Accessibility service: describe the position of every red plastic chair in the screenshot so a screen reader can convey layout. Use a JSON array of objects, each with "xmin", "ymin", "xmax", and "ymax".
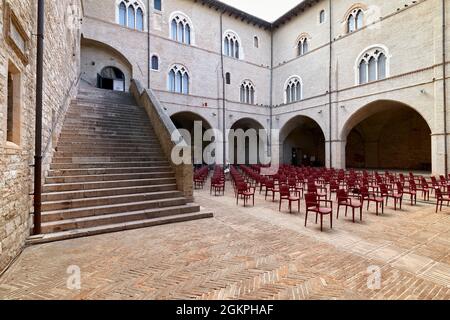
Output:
[
  {"xmin": 435, "ymin": 188, "xmax": 450, "ymax": 213},
  {"xmin": 279, "ymin": 185, "xmax": 300, "ymax": 213},
  {"xmin": 304, "ymin": 193, "xmax": 333, "ymax": 232},
  {"xmin": 336, "ymin": 189, "xmax": 363, "ymax": 223},
  {"xmin": 360, "ymin": 186, "xmax": 384, "ymax": 215}
]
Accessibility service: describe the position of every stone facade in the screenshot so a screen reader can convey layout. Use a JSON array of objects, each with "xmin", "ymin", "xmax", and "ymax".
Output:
[
  {"xmin": 0, "ymin": 0, "xmax": 81, "ymax": 271},
  {"xmin": 1, "ymin": 0, "xmax": 450, "ymax": 272},
  {"xmin": 81, "ymin": 0, "xmax": 450, "ymax": 174}
]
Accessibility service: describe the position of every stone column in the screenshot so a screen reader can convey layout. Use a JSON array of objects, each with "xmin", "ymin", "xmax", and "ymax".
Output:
[{"xmin": 329, "ymin": 140, "xmax": 346, "ymax": 169}]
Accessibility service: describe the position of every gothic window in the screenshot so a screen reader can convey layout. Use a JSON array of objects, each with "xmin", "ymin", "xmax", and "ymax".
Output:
[
  {"xmin": 285, "ymin": 76, "xmax": 302, "ymax": 104},
  {"xmin": 347, "ymin": 8, "xmax": 364, "ymax": 33},
  {"xmin": 168, "ymin": 65, "xmax": 190, "ymax": 94},
  {"xmin": 357, "ymin": 48, "xmax": 388, "ymax": 84},
  {"xmin": 297, "ymin": 37, "xmax": 309, "ymax": 56},
  {"xmin": 170, "ymin": 13, "xmax": 192, "ymax": 45},
  {"xmin": 223, "ymin": 31, "xmax": 240, "ymax": 59},
  {"xmin": 226, "ymin": 72, "xmax": 231, "ymax": 85},
  {"xmin": 117, "ymin": 0, "xmax": 145, "ymax": 31},
  {"xmin": 240, "ymin": 80, "xmax": 255, "ymax": 105}
]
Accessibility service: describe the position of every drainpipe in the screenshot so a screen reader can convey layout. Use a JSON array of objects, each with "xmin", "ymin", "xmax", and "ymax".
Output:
[
  {"xmin": 33, "ymin": 0, "xmax": 45, "ymax": 235},
  {"xmin": 220, "ymin": 12, "xmax": 227, "ymax": 167},
  {"xmin": 328, "ymin": 0, "xmax": 333, "ymax": 168},
  {"xmin": 147, "ymin": 0, "xmax": 151, "ymax": 88},
  {"xmin": 443, "ymin": 0, "xmax": 448, "ymax": 176},
  {"xmin": 269, "ymin": 28, "xmax": 274, "ymax": 159}
]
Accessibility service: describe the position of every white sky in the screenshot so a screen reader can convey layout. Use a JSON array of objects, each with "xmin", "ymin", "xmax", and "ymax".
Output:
[{"xmin": 219, "ymin": 0, "xmax": 302, "ymax": 22}]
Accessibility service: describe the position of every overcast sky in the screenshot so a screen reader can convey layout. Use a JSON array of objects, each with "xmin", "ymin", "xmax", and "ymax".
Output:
[{"xmin": 219, "ymin": 0, "xmax": 302, "ymax": 22}]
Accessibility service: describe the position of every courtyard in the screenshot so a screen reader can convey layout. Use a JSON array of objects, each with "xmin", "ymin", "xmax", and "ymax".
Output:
[{"xmin": 1, "ymin": 179, "xmax": 450, "ymax": 300}]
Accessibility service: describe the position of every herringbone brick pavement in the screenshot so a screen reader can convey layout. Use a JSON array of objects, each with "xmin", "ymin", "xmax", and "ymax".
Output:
[{"xmin": 0, "ymin": 180, "xmax": 450, "ymax": 300}]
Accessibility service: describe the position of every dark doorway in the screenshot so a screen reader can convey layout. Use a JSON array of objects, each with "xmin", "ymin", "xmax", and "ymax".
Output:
[{"xmin": 97, "ymin": 66, "xmax": 125, "ymax": 91}]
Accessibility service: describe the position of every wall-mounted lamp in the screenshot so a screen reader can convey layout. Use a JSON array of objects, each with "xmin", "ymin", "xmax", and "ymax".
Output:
[
  {"xmin": 420, "ymin": 89, "xmax": 426, "ymax": 94},
  {"xmin": 212, "ymin": 113, "xmax": 217, "ymax": 117},
  {"xmin": 318, "ymin": 110, "xmax": 323, "ymax": 114}
]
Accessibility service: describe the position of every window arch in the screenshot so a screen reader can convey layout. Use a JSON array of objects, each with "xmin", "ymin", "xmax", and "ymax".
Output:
[
  {"xmin": 319, "ymin": 10, "xmax": 326, "ymax": 24},
  {"xmin": 284, "ymin": 76, "xmax": 303, "ymax": 104},
  {"xmin": 169, "ymin": 12, "xmax": 193, "ymax": 45},
  {"xmin": 223, "ymin": 31, "xmax": 241, "ymax": 59},
  {"xmin": 117, "ymin": 0, "xmax": 145, "ymax": 31},
  {"xmin": 254, "ymin": 36, "xmax": 259, "ymax": 48},
  {"xmin": 356, "ymin": 46, "xmax": 389, "ymax": 85},
  {"xmin": 347, "ymin": 8, "xmax": 364, "ymax": 33},
  {"xmin": 226, "ymin": 72, "xmax": 231, "ymax": 85},
  {"xmin": 297, "ymin": 37, "xmax": 309, "ymax": 56},
  {"xmin": 151, "ymin": 55, "xmax": 159, "ymax": 71},
  {"xmin": 240, "ymin": 80, "xmax": 255, "ymax": 105},
  {"xmin": 168, "ymin": 65, "xmax": 190, "ymax": 94}
]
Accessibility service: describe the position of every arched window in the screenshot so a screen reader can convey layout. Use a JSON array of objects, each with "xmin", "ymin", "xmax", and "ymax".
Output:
[
  {"xmin": 240, "ymin": 80, "xmax": 255, "ymax": 105},
  {"xmin": 127, "ymin": 6, "xmax": 135, "ymax": 29},
  {"xmin": 319, "ymin": 10, "xmax": 326, "ymax": 24},
  {"xmin": 357, "ymin": 47, "xmax": 388, "ymax": 84},
  {"xmin": 168, "ymin": 65, "xmax": 190, "ymax": 94},
  {"xmin": 136, "ymin": 8, "xmax": 144, "ymax": 31},
  {"xmin": 254, "ymin": 36, "xmax": 259, "ymax": 48},
  {"xmin": 297, "ymin": 37, "xmax": 309, "ymax": 56},
  {"xmin": 170, "ymin": 13, "xmax": 193, "ymax": 45},
  {"xmin": 285, "ymin": 76, "xmax": 302, "ymax": 104},
  {"xmin": 347, "ymin": 8, "xmax": 364, "ymax": 33},
  {"xmin": 117, "ymin": 0, "xmax": 145, "ymax": 31},
  {"xmin": 151, "ymin": 55, "xmax": 159, "ymax": 70},
  {"xmin": 154, "ymin": 0, "xmax": 162, "ymax": 11},
  {"xmin": 225, "ymin": 72, "xmax": 231, "ymax": 85},
  {"xmin": 223, "ymin": 31, "xmax": 241, "ymax": 59},
  {"xmin": 119, "ymin": 2, "xmax": 127, "ymax": 26}
]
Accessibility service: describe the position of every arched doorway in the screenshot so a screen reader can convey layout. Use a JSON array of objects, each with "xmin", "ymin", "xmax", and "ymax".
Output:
[
  {"xmin": 343, "ymin": 100, "xmax": 431, "ymax": 171},
  {"xmin": 98, "ymin": 66, "xmax": 125, "ymax": 91},
  {"xmin": 171, "ymin": 112, "xmax": 214, "ymax": 165},
  {"xmin": 280, "ymin": 116, "xmax": 325, "ymax": 167},
  {"xmin": 229, "ymin": 118, "xmax": 265, "ymax": 165},
  {"xmin": 80, "ymin": 37, "xmax": 132, "ymax": 91}
]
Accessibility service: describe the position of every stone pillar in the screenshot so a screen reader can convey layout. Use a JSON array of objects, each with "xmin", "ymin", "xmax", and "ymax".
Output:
[
  {"xmin": 329, "ymin": 140, "xmax": 346, "ymax": 169},
  {"xmin": 431, "ymin": 133, "xmax": 448, "ymax": 176}
]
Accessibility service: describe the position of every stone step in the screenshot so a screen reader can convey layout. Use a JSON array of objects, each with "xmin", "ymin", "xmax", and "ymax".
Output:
[
  {"xmin": 74, "ymin": 98, "xmax": 139, "ymax": 109},
  {"xmin": 62, "ymin": 123, "xmax": 152, "ymax": 131},
  {"xmin": 55, "ymin": 147, "xmax": 161, "ymax": 153},
  {"xmin": 41, "ymin": 183, "xmax": 178, "ymax": 202},
  {"xmin": 41, "ymin": 203, "xmax": 201, "ymax": 234},
  {"xmin": 60, "ymin": 129, "xmax": 155, "ymax": 136},
  {"xmin": 43, "ymin": 177, "xmax": 177, "ymax": 192},
  {"xmin": 27, "ymin": 210, "xmax": 214, "ymax": 245},
  {"xmin": 41, "ymin": 197, "xmax": 189, "ymax": 227},
  {"xmin": 46, "ymin": 172, "xmax": 174, "ymax": 184},
  {"xmin": 56, "ymin": 142, "xmax": 161, "ymax": 148},
  {"xmin": 66, "ymin": 109, "xmax": 148, "ymax": 120},
  {"xmin": 59, "ymin": 132, "xmax": 156, "ymax": 139},
  {"xmin": 57, "ymin": 136, "xmax": 157, "ymax": 144},
  {"xmin": 54, "ymin": 151, "xmax": 162, "ymax": 158},
  {"xmin": 48, "ymin": 166, "xmax": 173, "ymax": 177},
  {"xmin": 42, "ymin": 190, "xmax": 183, "ymax": 212},
  {"xmin": 50, "ymin": 161, "xmax": 170, "ymax": 170},
  {"xmin": 52, "ymin": 156, "xmax": 167, "ymax": 163}
]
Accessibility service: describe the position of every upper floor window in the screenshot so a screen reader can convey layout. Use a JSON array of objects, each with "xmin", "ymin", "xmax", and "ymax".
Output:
[
  {"xmin": 347, "ymin": 8, "xmax": 364, "ymax": 33},
  {"xmin": 357, "ymin": 47, "xmax": 388, "ymax": 85},
  {"xmin": 154, "ymin": 0, "xmax": 162, "ymax": 11},
  {"xmin": 151, "ymin": 55, "xmax": 159, "ymax": 71},
  {"xmin": 170, "ymin": 13, "xmax": 192, "ymax": 45},
  {"xmin": 297, "ymin": 37, "xmax": 309, "ymax": 56},
  {"xmin": 168, "ymin": 65, "xmax": 189, "ymax": 94},
  {"xmin": 285, "ymin": 76, "xmax": 303, "ymax": 104},
  {"xmin": 117, "ymin": 0, "xmax": 145, "ymax": 31},
  {"xmin": 223, "ymin": 31, "xmax": 240, "ymax": 59},
  {"xmin": 254, "ymin": 36, "xmax": 259, "ymax": 48},
  {"xmin": 240, "ymin": 80, "xmax": 255, "ymax": 105},
  {"xmin": 319, "ymin": 10, "xmax": 326, "ymax": 24}
]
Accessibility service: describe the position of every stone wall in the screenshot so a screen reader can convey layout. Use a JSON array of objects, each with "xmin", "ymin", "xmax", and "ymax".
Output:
[{"xmin": 0, "ymin": 0, "xmax": 81, "ymax": 272}]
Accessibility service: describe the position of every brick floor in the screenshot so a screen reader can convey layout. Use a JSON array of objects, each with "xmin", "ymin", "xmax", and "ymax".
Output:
[{"xmin": 1, "ymin": 181, "xmax": 450, "ymax": 300}]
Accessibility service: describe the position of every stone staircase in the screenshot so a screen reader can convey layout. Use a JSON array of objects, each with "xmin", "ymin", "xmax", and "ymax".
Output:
[{"xmin": 28, "ymin": 85, "xmax": 212, "ymax": 244}]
